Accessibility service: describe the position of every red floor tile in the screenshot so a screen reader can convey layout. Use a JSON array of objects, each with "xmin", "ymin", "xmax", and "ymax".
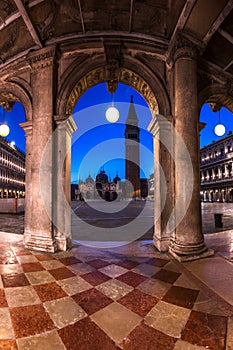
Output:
[
  {"xmin": 120, "ymin": 322, "xmax": 177, "ymax": 350},
  {"xmin": 58, "ymin": 256, "xmax": 82, "ymax": 266},
  {"xmin": 34, "ymin": 254, "xmax": 55, "ymax": 261},
  {"xmin": 86, "ymin": 259, "xmax": 110, "ymax": 269},
  {"xmin": 116, "ymin": 271, "xmax": 148, "ymax": 288},
  {"xmin": 58, "ymin": 317, "xmax": 118, "ymax": 350},
  {"xmin": 145, "ymin": 258, "xmax": 169, "ymax": 267},
  {"xmin": 118, "ymin": 289, "xmax": 158, "ymax": 317},
  {"xmin": 72, "ymin": 288, "xmax": 113, "ymax": 315},
  {"xmin": 21, "ymin": 262, "xmax": 45, "ymax": 272},
  {"xmin": 153, "ymin": 269, "xmax": 181, "ymax": 284},
  {"xmin": 11, "ymin": 247, "xmax": 32, "ymax": 256},
  {"xmin": 10, "ymin": 304, "xmax": 54, "ymax": 338},
  {"xmin": 2, "ymin": 273, "xmax": 30, "ymax": 288},
  {"xmin": 48, "ymin": 267, "xmax": 76, "ymax": 281},
  {"xmin": 0, "ymin": 289, "xmax": 8, "ymax": 308},
  {"xmin": 181, "ymin": 310, "xmax": 227, "ymax": 350},
  {"xmin": 116, "ymin": 259, "xmax": 139, "ymax": 269},
  {"xmin": 81, "ymin": 271, "xmax": 111, "ymax": 286},
  {"xmin": 162, "ymin": 286, "xmax": 199, "ymax": 309},
  {"xmin": 33, "ymin": 282, "xmax": 67, "ymax": 302}
]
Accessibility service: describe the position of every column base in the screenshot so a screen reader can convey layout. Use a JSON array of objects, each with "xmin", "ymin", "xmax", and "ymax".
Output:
[
  {"xmin": 24, "ymin": 234, "xmax": 57, "ymax": 253},
  {"xmin": 153, "ymin": 235, "xmax": 170, "ymax": 252},
  {"xmin": 55, "ymin": 235, "xmax": 72, "ymax": 251},
  {"xmin": 169, "ymin": 240, "xmax": 214, "ymax": 262}
]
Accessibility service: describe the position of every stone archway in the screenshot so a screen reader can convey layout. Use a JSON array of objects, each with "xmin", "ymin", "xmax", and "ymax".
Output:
[
  {"xmin": 0, "ymin": 81, "xmax": 32, "ymax": 120},
  {"xmin": 198, "ymin": 84, "xmax": 233, "ymax": 114},
  {"xmin": 55, "ymin": 60, "xmax": 175, "ymax": 253},
  {"xmin": 65, "ymin": 67, "xmax": 159, "ymax": 117}
]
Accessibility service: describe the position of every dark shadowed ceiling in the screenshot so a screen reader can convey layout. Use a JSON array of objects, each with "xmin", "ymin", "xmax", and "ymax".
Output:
[{"xmin": 0, "ymin": 0, "xmax": 233, "ymax": 82}]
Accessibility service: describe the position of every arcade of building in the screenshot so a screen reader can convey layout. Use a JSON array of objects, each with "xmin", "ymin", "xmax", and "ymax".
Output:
[
  {"xmin": 0, "ymin": 1, "xmax": 233, "ymax": 262},
  {"xmin": 201, "ymin": 132, "xmax": 233, "ymax": 202}
]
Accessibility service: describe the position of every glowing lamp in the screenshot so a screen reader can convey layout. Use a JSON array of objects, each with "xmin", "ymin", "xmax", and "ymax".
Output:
[
  {"xmin": 0, "ymin": 123, "xmax": 10, "ymax": 137},
  {"xmin": 214, "ymin": 123, "xmax": 225, "ymax": 137},
  {"xmin": 105, "ymin": 106, "xmax": 119, "ymax": 123}
]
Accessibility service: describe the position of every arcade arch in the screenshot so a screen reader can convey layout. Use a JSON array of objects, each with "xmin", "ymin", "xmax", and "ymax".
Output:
[{"xmin": 0, "ymin": 43, "xmax": 214, "ymax": 261}]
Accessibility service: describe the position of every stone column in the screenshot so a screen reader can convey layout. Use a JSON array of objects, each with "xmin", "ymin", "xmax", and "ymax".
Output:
[
  {"xmin": 148, "ymin": 114, "xmax": 175, "ymax": 252},
  {"xmin": 169, "ymin": 37, "xmax": 213, "ymax": 261},
  {"xmin": 19, "ymin": 121, "xmax": 32, "ymax": 240},
  {"xmin": 24, "ymin": 46, "xmax": 57, "ymax": 252},
  {"xmin": 53, "ymin": 115, "xmax": 77, "ymax": 251}
]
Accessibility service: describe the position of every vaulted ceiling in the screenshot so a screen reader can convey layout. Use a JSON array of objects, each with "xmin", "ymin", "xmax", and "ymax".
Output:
[{"xmin": 0, "ymin": 0, "xmax": 233, "ymax": 93}]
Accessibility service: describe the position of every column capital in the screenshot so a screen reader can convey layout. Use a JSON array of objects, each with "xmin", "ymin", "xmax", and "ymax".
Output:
[
  {"xmin": 20, "ymin": 121, "xmax": 32, "ymax": 134},
  {"xmin": 167, "ymin": 31, "xmax": 205, "ymax": 66},
  {"xmin": 28, "ymin": 45, "xmax": 59, "ymax": 72},
  {"xmin": 148, "ymin": 114, "xmax": 174, "ymax": 136},
  {"xmin": 53, "ymin": 115, "xmax": 77, "ymax": 136},
  {"xmin": 53, "ymin": 115, "xmax": 67, "ymax": 125}
]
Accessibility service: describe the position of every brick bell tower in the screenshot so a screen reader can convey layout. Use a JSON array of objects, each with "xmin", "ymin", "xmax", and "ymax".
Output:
[{"xmin": 125, "ymin": 95, "xmax": 140, "ymax": 198}]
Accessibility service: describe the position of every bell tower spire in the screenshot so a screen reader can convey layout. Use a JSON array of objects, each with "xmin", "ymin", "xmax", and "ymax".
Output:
[{"xmin": 125, "ymin": 95, "xmax": 140, "ymax": 198}]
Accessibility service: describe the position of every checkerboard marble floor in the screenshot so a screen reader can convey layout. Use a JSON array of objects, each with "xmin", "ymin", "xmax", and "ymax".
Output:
[{"xmin": 0, "ymin": 236, "xmax": 232, "ymax": 350}]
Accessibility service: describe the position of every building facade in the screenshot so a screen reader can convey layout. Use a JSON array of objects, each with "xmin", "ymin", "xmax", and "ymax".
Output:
[
  {"xmin": 0, "ymin": 136, "xmax": 25, "ymax": 198},
  {"xmin": 78, "ymin": 170, "xmax": 122, "ymax": 201},
  {"xmin": 200, "ymin": 133, "xmax": 233, "ymax": 202}
]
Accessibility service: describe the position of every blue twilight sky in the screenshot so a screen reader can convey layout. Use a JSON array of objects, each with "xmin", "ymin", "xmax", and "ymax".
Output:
[{"xmin": 1, "ymin": 83, "xmax": 233, "ymax": 183}]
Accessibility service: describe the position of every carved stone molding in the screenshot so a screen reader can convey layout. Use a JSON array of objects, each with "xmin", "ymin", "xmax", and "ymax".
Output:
[
  {"xmin": 66, "ymin": 67, "xmax": 104, "ymax": 116},
  {"xmin": 168, "ymin": 31, "xmax": 205, "ymax": 66},
  {"xmin": 0, "ymin": 91, "xmax": 19, "ymax": 111},
  {"xmin": 65, "ymin": 67, "xmax": 159, "ymax": 116},
  {"xmin": 207, "ymin": 94, "xmax": 233, "ymax": 113},
  {"xmin": 28, "ymin": 45, "xmax": 58, "ymax": 71},
  {"xmin": 104, "ymin": 41, "xmax": 121, "ymax": 94},
  {"xmin": 119, "ymin": 68, "xmax": 159, "ymax": 114}
]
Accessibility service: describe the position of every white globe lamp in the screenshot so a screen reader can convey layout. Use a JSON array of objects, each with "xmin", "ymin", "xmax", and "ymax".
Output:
[
  {"xmin": 105, "ymin": 106, "xmax": 119, "ymax": 123},
  {"xmin": 214, "ymin": 123, "xmax": 226, "ymax": 137},
  {"xmin": 0, "ymin": 123, "xmax": 10, "ymax": 137}
]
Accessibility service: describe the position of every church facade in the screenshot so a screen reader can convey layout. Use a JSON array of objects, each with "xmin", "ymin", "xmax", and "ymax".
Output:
[{"xmin": 78, "ymin": 170, "xmax": 122, "ymax": 201}]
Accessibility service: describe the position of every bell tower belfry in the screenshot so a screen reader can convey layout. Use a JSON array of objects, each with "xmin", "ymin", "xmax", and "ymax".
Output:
[{"xmin": 125, "ymin": 95, "xmax": 140, "ymax": 198}]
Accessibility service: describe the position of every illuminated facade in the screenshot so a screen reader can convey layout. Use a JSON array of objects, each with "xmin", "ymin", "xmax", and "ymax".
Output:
[
  {"xmin": 0, "ymin": 137, "xmax": 25, "ymax": 198},
  {"xmin": 78, "ymin": 170, "xmax": 122, "ymax": 201},
  {"xmin": 200, "ymin": 133, "xmax": 233, "ymax": 202}
]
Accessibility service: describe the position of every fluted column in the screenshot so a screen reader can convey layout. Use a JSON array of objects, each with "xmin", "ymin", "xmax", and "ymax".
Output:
[
  {"xmin": 53, "ymin": 115, "xmax": 77, "ymax": 251},
  {"xmin": 148, "ymin": 115, "xmax": 175, "ymax": 251},
  {"xmin": 24, "ymin": 46, "xmax": 57, "ymax": 252},
  {"xmin": 169, "ymin": 36, "xmax": 213, "ymax": 261}
]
